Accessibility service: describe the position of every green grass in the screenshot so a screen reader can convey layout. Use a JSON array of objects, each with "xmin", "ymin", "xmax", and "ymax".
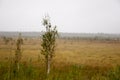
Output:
[{"xmin": 0, "ymin": 61, "xmax": 120, "ymax": 80}]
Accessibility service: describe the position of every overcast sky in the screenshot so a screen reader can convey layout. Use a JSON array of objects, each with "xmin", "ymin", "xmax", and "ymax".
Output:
[{"xmin": 0, "ymin": 0, "xmax": 120, "ymax": 33}]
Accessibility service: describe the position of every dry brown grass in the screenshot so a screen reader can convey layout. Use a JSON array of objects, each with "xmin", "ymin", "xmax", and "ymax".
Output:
[{"xmin": 0, "ymin": 38, "xmax": 120, "ymax": 68}]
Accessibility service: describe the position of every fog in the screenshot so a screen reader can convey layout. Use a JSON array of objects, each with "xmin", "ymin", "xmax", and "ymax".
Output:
[{"xmin": 0, "ymin": 0, "xmax": 120, "ymax": 33}]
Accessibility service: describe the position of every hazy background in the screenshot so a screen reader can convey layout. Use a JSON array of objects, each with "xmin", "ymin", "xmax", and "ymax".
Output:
[{"xmin": 0, "ymin": 0, "xmax": 120, "ymax": 33}]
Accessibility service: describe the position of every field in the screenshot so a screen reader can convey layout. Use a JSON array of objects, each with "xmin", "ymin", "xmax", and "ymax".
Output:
[{"xmin": 0, "ymin": 37, "xmax": 120, "ymax": 80}]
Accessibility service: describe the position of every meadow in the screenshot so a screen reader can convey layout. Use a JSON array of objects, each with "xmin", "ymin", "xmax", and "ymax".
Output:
[{"xmin": 0, "ymin": 37, "xmax": 120, "ymax": 80}]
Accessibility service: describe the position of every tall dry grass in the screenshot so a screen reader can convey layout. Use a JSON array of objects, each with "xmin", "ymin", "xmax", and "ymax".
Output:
[{"xmin": 0, "ymin": 37, "xmax": 120, "ymax": 80}]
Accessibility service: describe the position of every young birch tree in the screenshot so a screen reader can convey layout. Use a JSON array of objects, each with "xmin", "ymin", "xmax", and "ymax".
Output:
[
  {"xmin": 14, "ymin": 33, "xmax": 23, "ymax": 72},
  {"xmin": 41, "ymin": 16, "xmax": 58, "ymax": 75}
]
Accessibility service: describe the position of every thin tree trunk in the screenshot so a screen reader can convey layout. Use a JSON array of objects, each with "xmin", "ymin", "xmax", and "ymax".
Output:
[{"xmin": 46, "ymin": 57, "xmax": 51, "ymax": 75}]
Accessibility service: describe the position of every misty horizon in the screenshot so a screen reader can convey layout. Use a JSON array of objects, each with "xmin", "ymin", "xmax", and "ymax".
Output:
[
  {"xmin": 0, "ymin": 31, "xmax": 120, "ymax": 34},
  {"xmin": 0, "ymin": 0, "xmax": 120, "ymax": 33}
]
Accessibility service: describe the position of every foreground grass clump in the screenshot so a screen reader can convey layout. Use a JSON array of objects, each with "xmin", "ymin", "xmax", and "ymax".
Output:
[
  {"xmin": 108, "ymin": 65, "xmax": 120, "ymax": 80},
  {"xmin": 0, "ymin": 61, "xmax": 120, "ymax": 80}
]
